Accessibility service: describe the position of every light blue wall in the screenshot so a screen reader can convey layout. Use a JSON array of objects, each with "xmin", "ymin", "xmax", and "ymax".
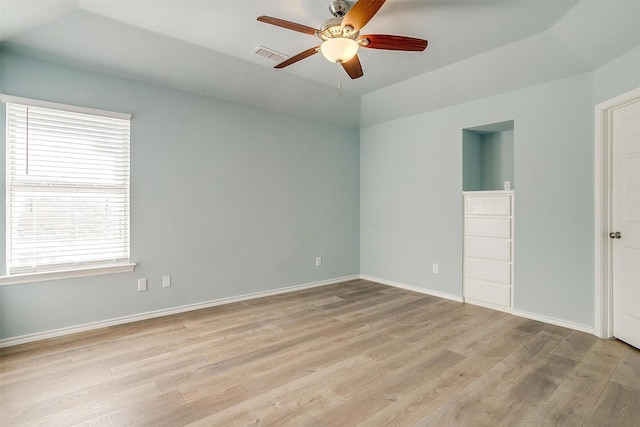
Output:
[
  {"xmin": 463, "ymin": 129, "xmax": 514, "ymax": 191},
  {"xmin": 361, "ymin": 44, "xmax": 639, "ymax": 328},
  {"xmin": 361, "ymin": 74, "xmax": 595, "ymax": 326},
  {"xmin": 1, "ymin": 42, "xmax": 638, "ymax": 341},
  {"xmin": 482, "ymin": 130, "xmax": 514, "ymax": 191},
  {"xmin": 592, "ymin": 45, "xmax": 640, "ymax": 104},
  {"xmin": 462, "ymin": 130, "xmax": 483, "ymax": 191},
  {"xmin": 0, "ymin": 49, "xmax": 360, "ymax": 339}
]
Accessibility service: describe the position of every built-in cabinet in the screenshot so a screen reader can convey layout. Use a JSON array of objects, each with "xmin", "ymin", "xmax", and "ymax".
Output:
[
  {"xmin": 463, "ymin": 190, "xmax": 514, "ymax": 312},
  {"xmin": 462, "ymin": 120, "xmax": 515, "ymax": 312}
]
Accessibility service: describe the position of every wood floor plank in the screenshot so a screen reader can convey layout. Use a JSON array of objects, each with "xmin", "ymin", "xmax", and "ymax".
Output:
[
  {"xmin": 1, "ymin": 363, "xmax": 114, "ymax": 411},
  {"xmin": 548, "ymin": 330, "xmax": 598, "ymax": 360},
  {"xmin": 610, "ymin": 347, "xmax": 640, "ymax": 390},
  {"xmin": 526, "ymin": 388, "xmax": 594, "ymax": 427},
  {"xmin": 77, "ymin": 390, "xmax": 187, "ymax": 427},
  {"xmin": 359, "ymin": 325, "xmax": 539, "ymax": 426},
  {"xmin": 473, "ymin": 354, "xmax": 577, "ymax": 426},
  {"xmin": 522, "ymin": 356, "xmax": 618, "ymax": 427},
  {"xmin": 311, "ymin": 349, "xmax": 462, "ymax": 426},
  {"xmin": 1, "ymin": 381, "xmax": 162, "ymax": 427},
  {"xmin": 413, "ymin": 329, "xmax": 567, "ymax": 426},
  {"xmin": 584, "ymin": 382, "xmax": 640, "ymax": 426},
  {"xmin": 183, "ymin": 355, "xmax": 369, "ymax": 426},
  {"xmin": 1, "ymin": 279, "xmax": 639, "ymax": 426}
]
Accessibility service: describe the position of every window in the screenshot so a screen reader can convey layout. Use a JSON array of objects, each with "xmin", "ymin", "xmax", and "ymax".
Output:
[{"xmin": 3, "ymin": 95, "xmax": 132, "ymax": 277}]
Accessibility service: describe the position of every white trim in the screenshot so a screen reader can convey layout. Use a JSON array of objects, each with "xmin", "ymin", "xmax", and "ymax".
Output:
[
  {"xmin": 512, "ymin": 309, "xmax": 594, "ymax": 335},
  {"xmin": 0, "ymin": 275, "xmax": 359, "ymax": 348},
  {"xmin": 0, "ymin": 94, "xmax": 131, "ymax": 120},
  {"xmin": 1, "ymin": 272, "xmax": 600, "ymax": 347},
  {"xmin": 360, "ymin": 274, "xmax": 464, "ymax": 302},
  {"xmin": 462, "ymin": 190, "xmax": 514, "ymax": 195},
  {"xmin": 0, "ymin": 263, "xmax": 136, "ymax": 286},
  {"xmin": 360, "ymin": 275, "xmax": 594, "ymax": 334},
  {"xmin": 594, "ymin": 87, "xmax": 640, "ymax": 338},
  {"xmin": 464, "ymin": 297, "xmax": 512, "ymax": 314}
]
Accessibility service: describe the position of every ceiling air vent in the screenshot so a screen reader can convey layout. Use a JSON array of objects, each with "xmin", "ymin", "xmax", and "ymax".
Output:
[{"xmin": 251, "ymin": 46, "xmax": 288, "ymax": 63}]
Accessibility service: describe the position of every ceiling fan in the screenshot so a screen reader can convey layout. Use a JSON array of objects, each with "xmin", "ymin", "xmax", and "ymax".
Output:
[{"xmin": 257, "ymin": 0, "xmax": 428, "ymax": 79}]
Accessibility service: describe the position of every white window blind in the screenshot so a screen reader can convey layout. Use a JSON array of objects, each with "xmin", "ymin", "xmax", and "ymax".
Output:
[{"xmin": 4, "ymin": 96, "xmax": 131, "ymax": 274}]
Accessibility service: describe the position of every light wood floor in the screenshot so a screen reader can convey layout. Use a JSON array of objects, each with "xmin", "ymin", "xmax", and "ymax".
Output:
[{"xmin": 1, "ymin": 279, "xmax": 639, "ymax": 426}]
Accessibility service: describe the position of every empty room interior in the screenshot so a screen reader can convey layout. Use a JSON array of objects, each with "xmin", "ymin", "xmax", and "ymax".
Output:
[{"xmin": 1, "ymin": 0, "xmax": 639, "ymax": 425}]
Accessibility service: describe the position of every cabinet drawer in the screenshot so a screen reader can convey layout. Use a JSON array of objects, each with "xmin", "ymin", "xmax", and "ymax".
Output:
[
  {"xmin": 466, "ymin": 217, "xmax": 511, "ymax": 238},
  {"xmin": 465, "ymin": 280, "xmax": 511, "ymax": 308},
  {"xmin": 465, "ymin": 237, "xmax": 511, "ymax": 261},
  {"xmin": 466, "ymin": 195, "xmax": 511, "ymax": 215},
  {"xmin": 465, "ymin": 257, "xmax": 511, "ymax": 284}
]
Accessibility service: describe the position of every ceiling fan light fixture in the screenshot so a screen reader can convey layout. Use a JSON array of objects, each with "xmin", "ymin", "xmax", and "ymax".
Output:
[
  {"xmin": 320, "ymin": 37, "xmax": 359, "ymax": 63},
  {"xmin": 257, "ymin": 0, "xmax": 428, "ymax": 80}
]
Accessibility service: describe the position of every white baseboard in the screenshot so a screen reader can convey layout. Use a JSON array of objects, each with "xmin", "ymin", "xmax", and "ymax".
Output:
[
  {"xmin": 360, "ymin": 274, "xmax": 464, "ymax": 303},
  {"xmin": 1, "ymin": 274, "xmax": 596, "ymax": 348},
  {"xmin": 512, "ymin": 309, "xmax": 594, "ymax": 335},
  {"xmin": 463, "ymin": 297, "xmax": 513, "ymax": 314},
  {"xmin": 360, "ymin": 274, "xmax": 594, "ymax": 335},
  {"xmin": 0, "ymin": 275, "xmax": 360, "ymax": 348}
]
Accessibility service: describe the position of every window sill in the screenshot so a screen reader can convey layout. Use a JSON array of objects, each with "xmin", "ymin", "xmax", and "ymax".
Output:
[{"xmin": 0, "ymin": 263, "xmax": 136, "ymax": 286}]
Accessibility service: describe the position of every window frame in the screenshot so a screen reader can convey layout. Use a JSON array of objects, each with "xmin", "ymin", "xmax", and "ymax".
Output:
[{"xmin": 0, "ymin": 95, "xmax": 135, "ymax": 285}]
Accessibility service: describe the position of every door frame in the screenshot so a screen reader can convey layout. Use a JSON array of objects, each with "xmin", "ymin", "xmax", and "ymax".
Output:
[{"xmin": 594, "ymin": 87, "xmax": 640, "ymax": 338}]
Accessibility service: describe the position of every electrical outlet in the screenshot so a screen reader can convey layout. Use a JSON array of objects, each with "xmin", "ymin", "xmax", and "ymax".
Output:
[
  {"xmin": 432, "ymin": 264, "xmax": 439, "ymax": 274},
  {"xmin": 162, "ymin": 275, "xmax": 171, "ymax": 288},
  {"xmin": 138, "ymin": 278, "xmax": 148, "ymax": 292},
  {"xmin": 315, "ymin": 256, "xmax": 322, "ymax": 267}
]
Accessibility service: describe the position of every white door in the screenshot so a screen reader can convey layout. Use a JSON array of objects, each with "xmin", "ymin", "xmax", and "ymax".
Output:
[{"xmin": 612, "ymin": 98, "xmax": 640, "ymax": 349}]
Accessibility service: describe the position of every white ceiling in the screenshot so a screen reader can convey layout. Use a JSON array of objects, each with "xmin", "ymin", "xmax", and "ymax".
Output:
[{"xmin": 1, "ymin": 1, "xmax": 639, "ymax": 127}]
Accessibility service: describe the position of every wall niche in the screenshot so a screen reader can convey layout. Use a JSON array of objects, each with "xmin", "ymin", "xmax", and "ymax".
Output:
[{"xmin": 463, "ymin": 120, "xmax": 514, "ymax": 191}]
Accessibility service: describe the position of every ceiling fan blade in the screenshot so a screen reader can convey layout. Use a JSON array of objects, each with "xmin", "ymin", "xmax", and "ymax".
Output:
[
  {"xmin": 341, "ymin": 55, "xmax": 364, "ymax": 79},
  {"xmin": 257, "ymin": 16, "xmax": 318, "ymax": 36},
  {"xmin": 359, "ymin": 34, "xmax": 428, "ymax": 51},
  {"xmin": 341, "ymin": 0, "xmax": 386, "ymax": 32},
  {"xmin": 274, "ymin": 46, "xmax": 320, "ymax": 69}
]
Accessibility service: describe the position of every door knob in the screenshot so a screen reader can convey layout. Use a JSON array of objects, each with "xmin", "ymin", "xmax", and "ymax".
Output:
[{"xmin": 609, "ymin": 231, "xmax": 622, "ymax": 239}]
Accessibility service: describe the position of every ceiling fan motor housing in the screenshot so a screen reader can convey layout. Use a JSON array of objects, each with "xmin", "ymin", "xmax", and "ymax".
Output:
[
  {"xmin": 328, "ymin": 0, "xmax": 351, "ymax": 17},
  {"xmin": 318, "ymin": 17, "xmax": 359, "ymax": 42}
]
